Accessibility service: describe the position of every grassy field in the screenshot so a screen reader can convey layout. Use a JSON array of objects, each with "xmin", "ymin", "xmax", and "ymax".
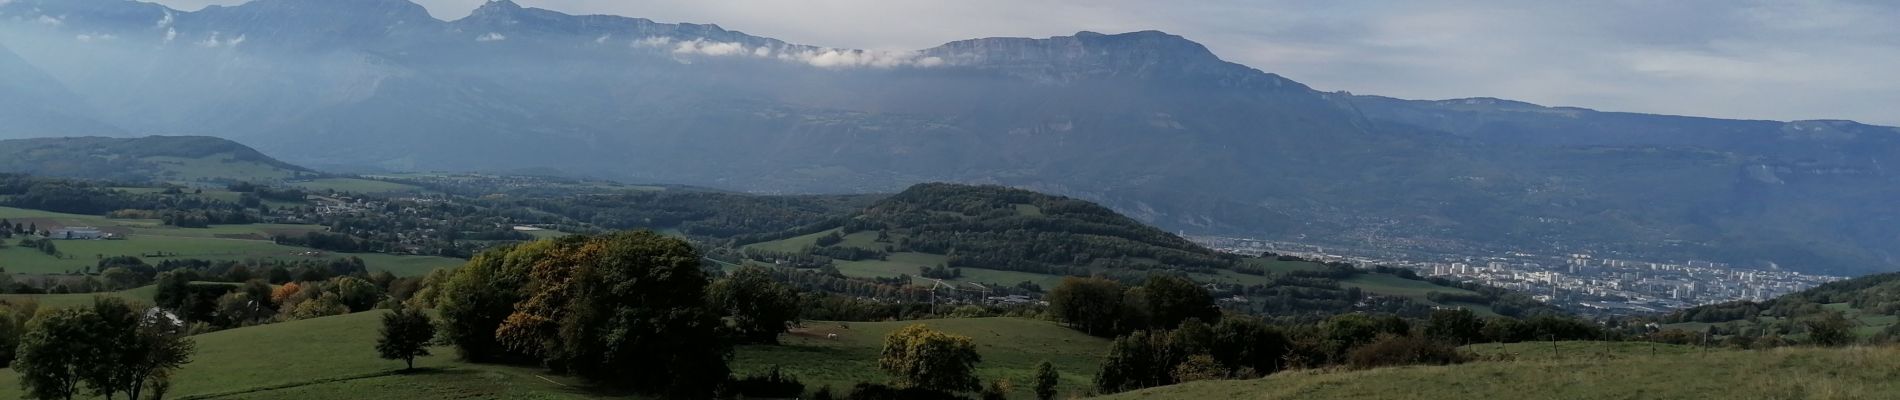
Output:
[
  {"xmin": 1661, "ymin": 302, "xmax": 1899, "ymax": 338},
  {"xmin": 1099, "ymin": 344, "xmax": 1900, "ymax": 400},
  {"xmin": 0, "ymin": 207, "xmax": 461, "ymax": 277},
  {"xmin": 733, "ymin": 317, "xmax": 1110, "ymax": 399},
  {"xmin": 0, "ymin": 311, "xmax": 599, "ymax": 400},
  {"xmin": 143, "ymin": 155, "xmax": 302, "ymax": 184},
  {"xmin": 0, "ymin": 285, "xmax": 158, "ymax": 309},
  {"xmin": 0, "ymin": 313, "xmax": 1097, "ymax": 399}
]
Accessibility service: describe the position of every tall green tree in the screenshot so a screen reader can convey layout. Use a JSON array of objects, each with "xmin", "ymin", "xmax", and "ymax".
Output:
[
  {"xmin": 1424, "ymin": 309, "xmax": 1485, "ymax": 345},
  {"xmin": 377, "ymin": 307, "xmax": 437, "ymax": 370},
  {"xmin": 878, "ymin": 324, "xmax": 982, "ymax": 394},
  {"xmin": 115, "ymin": 311, "xmax": 194, "ymax": 400},
  {"xmin": 438, "ymin": 243, "xmax": 537, "ymax": 362},
  {"xmin": 1047, "ymin": 277, "xmax": 1129, "ymax": 337},
  {"xmin": 1033, "ymin": 360, "xmax": 1060, "ymax": 400},
  {"xmin": 1140, "ymin": 275, "xmax": 1218, "ymax": 330},
  {"xmin": 485, "ymin": 232, "xmax": 731, "ymax": 398},
  {"xmin": 14, "ymin": 308, "xmax": 96, "ymax": 400},
  {"xmin": 707, "ymin": 266, "xmax": 802, "ymax": 344}
]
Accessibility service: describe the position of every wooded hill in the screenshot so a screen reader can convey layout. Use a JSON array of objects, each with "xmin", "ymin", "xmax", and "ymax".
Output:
[
  {"xmin": 742, "ymin": 183, "xmax": 1563, "ymax": 320},
  {"xmin": 0, "ymin": 136, "xmax": 317, "ymax": 185}
]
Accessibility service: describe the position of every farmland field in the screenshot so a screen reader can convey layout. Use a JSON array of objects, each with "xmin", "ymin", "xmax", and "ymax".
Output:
[
  {"xmin": 0, "ymin": 207, "xmax": 461, "ymax": 277},
  {"xmin": 1099, "ymin": 344, "xmax": 1900, "ymax": 400}
]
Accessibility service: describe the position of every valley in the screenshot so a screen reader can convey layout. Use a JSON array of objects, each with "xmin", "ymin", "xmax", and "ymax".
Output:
[{"xmin": 0, "ymin": 1, "xmax": 1895, "ymax": 399}]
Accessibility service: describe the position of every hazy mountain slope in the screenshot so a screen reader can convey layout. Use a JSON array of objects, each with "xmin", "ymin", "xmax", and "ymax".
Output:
[
  {"xmin": 1, "ymin": 0, "xmax": 1897, "ymax": 274},
  {"xmin": 0, "ymin": 136, "xmax": 314, "ymax": 183},
  {"xmin": 0, "ymin": 45, "xmax": 123, "ymax": 138}
]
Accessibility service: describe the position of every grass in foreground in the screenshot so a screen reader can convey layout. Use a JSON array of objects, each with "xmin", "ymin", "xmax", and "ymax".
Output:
[
  {"xmin": 1098, "ymin": 344, "xmax": 1900, "ymax": 400},
  {"xmin": 0, "ymin": 311, "xmax": 598, "ymax": 399},
  {"xmin": 0, "ymin": 313, "xmax": 1097, "ymax": 399}
]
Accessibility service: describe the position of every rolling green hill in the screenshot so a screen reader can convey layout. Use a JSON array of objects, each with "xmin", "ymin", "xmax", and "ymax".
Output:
[
  {"xmin": 0, "ymin": 136, "xmax": 318, "ymax": 186},
  {"xmin": 0, "ymin": 313, "xmax": 1099, "ymax": 399},
  {"xmin": 743, "ymin": 184, "xmax": 1535, "ymax": 318},
  {"xmin": 1660, "ymin": 272, "xmax": 1900, "ymax": 339},
  {"xmin": 1098, "ymin": 343, "xmax": 1900, "ymax": 400}
]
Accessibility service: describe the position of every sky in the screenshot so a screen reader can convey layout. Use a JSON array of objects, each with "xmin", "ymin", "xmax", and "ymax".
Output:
[{"xmin": 151, "ymin": 0, "xmax": 1900, "ymax": 126}]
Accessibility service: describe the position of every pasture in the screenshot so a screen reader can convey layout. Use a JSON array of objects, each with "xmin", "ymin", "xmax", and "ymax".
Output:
[
  {"xmin": 1099, "ymin": 344, "xmax": 1900, "ymax": 400},
  {"xmin": 0, "ymin": 207, "xmax": 461, "ymax": 277}
]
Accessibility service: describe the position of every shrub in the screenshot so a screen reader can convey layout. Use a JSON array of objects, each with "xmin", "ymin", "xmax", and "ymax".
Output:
[
  {"xmin": 1346, "ymin": 334, "xmax": 1468, "ymax": 370},
  {"xmin": 728, "ymin": 366, "xmax": 806, "ymax": 398}
]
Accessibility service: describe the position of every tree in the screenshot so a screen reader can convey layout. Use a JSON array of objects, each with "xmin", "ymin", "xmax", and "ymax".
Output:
[
  {"xmin": 879, "ymin": 324, "xmax": 982, "ymax": 393},
  {"xmin": 1047, "ymin": 277, "xmax": 1129, "ymax": 337},
  {"xmin": 100, "ymin": 267, "xmax": 142, "ymax": 291},
  {"xmin": 377, "ymin": 307, "xmax": 437, "ymax": 370},
  {"xmin": 1803, "ymin": 311, "xmax": 1854, "ymax": 347},
  {"xmin": 117, "ymin": 312, "xmax": 195, "ymax": 400},
  {"xmin": 1032, "ymin": 360, "xmax": 1060, "ymax": 400},
  {"xmin": 1424, "ymin": 309, "xmax": 1485, "ymax": 345},
  {"xmin": 481, "ymin": 232, "xmax": 731, "ymax": 398},
  {"xmin": 329, "ymin": 276, "xmax": 384, "ymax": 312},
  {"xmin": 706, "ymin": 266, "xmax": 802, "ymax": 344},
  {"xmin": 14, "ymin": 309, "xmax": 96, "ymax": 400},
  {"xmin": 85, "ymin": 298, "xmax": 145, "ymax": 400},
  {"xmin": 0, "ymin": 306, "xmax": 26, "ymax": 366},
  {"xmin": 1171, "ymin": 354, "xmax": 1226, "ymax": 383},
  {"xmin": 1141, "ymin": 275, "xmax": 1218, "ymax": 330},
  {"xmin": 437, "ymin": 244, "xmax": 535, "ymax": 362}
]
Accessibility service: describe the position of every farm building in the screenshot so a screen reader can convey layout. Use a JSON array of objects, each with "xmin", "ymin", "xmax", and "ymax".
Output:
[{"xmin": 49, "ymin": 226, "xmax": 106, "ymax": 240}]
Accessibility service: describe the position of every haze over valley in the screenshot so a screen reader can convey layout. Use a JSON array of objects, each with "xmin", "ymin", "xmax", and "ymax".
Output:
[{"xmin": 1, "ymin": 1, "xmax": 1899, "ymax": 399}]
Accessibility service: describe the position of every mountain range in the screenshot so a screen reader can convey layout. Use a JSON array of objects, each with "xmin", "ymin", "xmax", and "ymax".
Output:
[{"xmin": 2, "ymin": 0, "xmax": 1897, "ymax": 274}]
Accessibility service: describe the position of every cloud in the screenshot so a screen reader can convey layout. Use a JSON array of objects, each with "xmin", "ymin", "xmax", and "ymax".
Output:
[
  {"xmin": 633, "ymin": 36, "xmax": 940, "ymax": 68},
  {"xmin": 156, "ymin": 10, "xmax": 174, "ymax": 29},
  {"xmin": 198, "ymin": 31, "xmax": 245, "ymax": 48},
  {"xmin": 779, "ymin": 48, "xmax": 943, "ymax": 68},
  {"xmin": 76, "ymin": 33, "xmax": 116, "ymax": 42},
  {"xmin": 35, "ymin": 15, "xmax": 62, "ymax": 26},
  {"xmin": 476, "ymin": 32, "xmax": 506, "ymax": 42},
  {"xmin": 165, "ymin": 27, "xmax": 178, "ymax": 43},
  {"xmin": 672, "ymin": 38, "xmax": 745, "ymax": 56}
]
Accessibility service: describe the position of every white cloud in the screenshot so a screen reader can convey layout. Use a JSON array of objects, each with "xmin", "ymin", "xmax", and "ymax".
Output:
[
  {"xmin": 594, "ymin": 34, "xmax": 610, "ymax": 44},
  {"xmin": 35, "ymin": 15, "xmax": 61, "ymax": 26},
  {"xmin": 636, "ymin": 35, "xmax": 942, "ymax": 69},
  {"xmin": 164, "ymin": 27, "xmax": 178, "ymax": 43},
  {"xmin": 76, "ymin": 33, "xmax": 116, "ymax": 42},
  {"xmin": 198, "ymin": 31, "xmax": 245, "ymax": 48},
  {"xmin": 671, "ymin": 39, "xmax": 745, "ymax": 56},
  {"xmin": 476, "ymin": 32, "xmax": 506, "ymax": 42},
  {"xmin": 155, "ymin": 10, "xmax": 174, "ymax": 28}
]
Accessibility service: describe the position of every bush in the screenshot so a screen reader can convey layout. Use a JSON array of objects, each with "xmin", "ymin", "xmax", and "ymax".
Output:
[
  {"xmin": 727, "ymin": 366, "xmax": 805, "ymax": 398},
  {"xmin": 1346, "ymin": 334, "xmax": 1468, "ymax": 370},
  {"xmin": 844, "ymin": 383, "xmax": 966, "ymax": 400}
]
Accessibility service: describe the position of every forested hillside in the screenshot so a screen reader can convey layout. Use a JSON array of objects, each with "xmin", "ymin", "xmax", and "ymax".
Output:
[{"xmin": 0, "ymin": 136, "xmax": 316, "ymax": 185}]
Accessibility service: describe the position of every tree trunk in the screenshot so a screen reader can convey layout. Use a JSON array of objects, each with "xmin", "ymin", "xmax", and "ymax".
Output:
[{"xmin": 406, "ymin": 357, "xmax": 415, "ymax": 370}]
